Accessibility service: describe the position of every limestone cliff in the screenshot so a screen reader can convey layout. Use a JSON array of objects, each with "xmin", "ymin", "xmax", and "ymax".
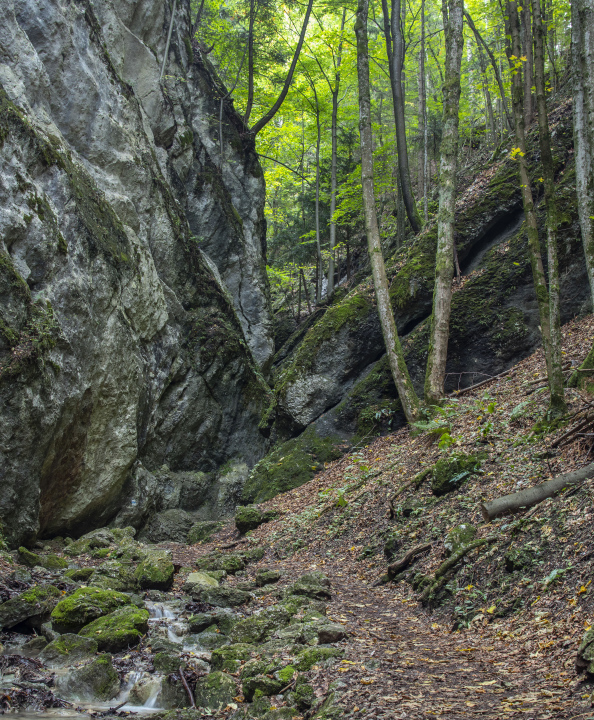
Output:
[{"xmin": 0, "ymin": 0, "xmax": 273, "ymax": 546}]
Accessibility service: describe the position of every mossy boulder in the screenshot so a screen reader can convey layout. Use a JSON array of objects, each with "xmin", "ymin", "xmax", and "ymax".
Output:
[
  {"xmin": 64, "ymin": 567, "xmax": 95, "ymax": 582},
  {"xmin": 39, "ymin": 633, "xmax": 98, "ymax": 667},
  {"xmin": 317, "ymin": 623, "xmax": 347, "ymax": 644},
  {"xmin": 235, "ymin": 506, "xmax": 264, "ymax": 534},
  {"xmin": 577, "ymin": 627, "xmax": 594, "ymax": 676},
  {"xmin": 187, "ymin": 629, "xmax": 229, "ymax": 650},
  {"xmin": 18, "ymin": 547, "xmax": 67, "ymax": 570},
  {"xmin": 63, "ymin": 527, "xmax": 134, "ymax": 557},
  {"xmin": 78, "ymin": 605, "xmax": 149, "ymax": 652},
  {"xmin": 242, "ymin": 426, "xmax": 343, "ymax": 504},
  {"xmin": 256, "ymin": 569, "xmax": 282, "ymax": 587},
  {"xmin": 193, "ymin": 671, "xmax": 236, "ymax": 710},
  {"xmin": 55, "ymin": 654, "xmax": 120, "ymax": 701},
  {"xmin": 504, "ymin": 547, "xmax": 534, "ymax": 572},
  {"xmin": 50, "ymin": 586, "xmax": 132, "ymax": 633},
  {"xmin": 183, "ymin": 571, "xmax": 219, "ymax": 597},
  {"xmin": 201, "ymin": 586, "xmax": 251, "ymax": 607},
  {"xmin": 242, "ymin": 674, "xmax": 284, "ymax": 702},
  {"xmin": 0, "ymin": 584, "xmax": 61, "ymax": 630},
  {"xmin": 88, "ymin": 559, "xmax": 138, "ymax": 592},
  {"xmin": 188, "ymin": 613, "xmax": 216, "ymax": 633},
  {"xmin": 443, "ymin": 524, "xmax": 477, "ymax": 556},
  {"xmin": 153, "ymin": 651, "xmax": 185, "ymax": 674},
  {"xmin": 135, "ymin": 549, "xmax": 174, "ymax": 591},
  {"xmin": 196, "ymin": 552, "xmax": 245, "ymax": 574},
  {"xmin": 431, "ymin": 454, "xmax": 484, "ymax": 497},
  {"xmin": 286, "ymin": 572, "xmax": 332, "ymax": 601},
  {"xmin": 290, "ymin": 681, "xmax": 315, "ymax": 711},
  {"xmin": 187, "ymin": 521, "xmax": 223, "ymax": 545},
  {"xmin": 21, "ymin": 635, "xmax": 48, "ymax": 656},
  {"xmin": 140, "ymin": 509, "xmax": 195, "ymax": 544},
  {"xmin": 294, "ymin": 646, "xmax": 343, "ymax": 671},
  {"xmin": 230, "ymin": 605, "xmax": 291, "ymax": 644},
  {"xmin": 210, "ymin": 643, "xmax": 253, "ymax": 672}
]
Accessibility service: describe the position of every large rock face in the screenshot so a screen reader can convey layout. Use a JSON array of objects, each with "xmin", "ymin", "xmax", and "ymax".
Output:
[{"xmin": 0, "ymin": 0, "xmax": 273, "ymax": 546}]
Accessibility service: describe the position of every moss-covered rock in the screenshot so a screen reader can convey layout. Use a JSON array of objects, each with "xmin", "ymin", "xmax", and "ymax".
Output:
[
  {"xmin": 193, "ymin": 671, "xmax": 236, "ymax": 710},
  {"xmin": 210, "ymin": 643, "xmax": 253, "ymax": 672},
  {"xmin": 195, "ymin": 552, "xmax": 245, "ymax": 574},
  {"xmin": 201, "ymin": 586, "xmax": 251, "ymax": 607},
  {"xmin": 50, "ymin": 586, "xmax": 132, "ymax": 633},
  {"xmin": 187, "ymin": 613, "xmax": 216, "ymax": 633},
  {"xmin": 235, "ymin": 506, "xmax": 264, "ymax": 534},
  {"xmin": 187, "ymin": 521, "xmax": 223, "ymax": 545},
  {"xmin": 63, "ymin": 528, "xmax": 119, "ymax": 557},
  {"xmin": 17, "ymin": 547, "xmax": 68, "ymax": 570},
  {"xmin": 153, "ymin": 651, "xmax": 185, "ymax": 674},
  {"xmin": 230, "ymin": 605, "xmax": 291, "ymax": 644},
  {"xmin": 182, "ymin": 571, "xmax": 219, "ymax": 597},
  {"xmin": 504, "ymin": 547, "xmax": 534, "ymax": 572},
  {"xmin": 443, "ymin": 524, "xmax": 477, "ymax": 556},
  {"xmin": 55, "ymin": 654, "xmax": 120, "ymax": 701},
  {"xmin": 64, "ymin": 567, "xmax": 95, "ymax": 582},
  {"xmin": 187, "ymin": 629, "xmax": 229, "ymax": 650},
  {"xmin": 242, "ymin": 426, "xmax": 343, "ymax": 504},
  {"xmin": 289, "ymin": 680, "xmax": 315, "ymax": 711},
  {"xmin": 286, "ymin": 572, "xmax": 332, "ymax": 601},
  {"xmin": 431, "ymin": 454, "xmax": 484, "ymax": 496},
  {"xmin": 242, "ymin": 674, "xmax": 284, "ymax": 702},
  {"xmin": 38, "ymin": 633, "xmax": 98, "ymax": 667},
  {"xmin": 0, "ymin": 584, "xmax": 61, "ymax": 630},
  {"xmin": 577, "ymin": 627, "xmax": 594, "ymax": 676},
  {"xmin": 135, "ymin": 549, "xmax": 174, "ymax": 591},
  {"xmin": 21, "ymin": 635, "xmax": 48, "ymax": 656},
  {"xmin": 255, "ymin": 569, "xmax": 282, "ymax": 587},
  {"xmin": 78, "ymin": 605, "xmax": 149, "ymax": 652},
  {"xmin": 88, "ymin": 559, "xmax": 138, "ymax": 592},
  {"xmin": 294, "ymin": 646, "xmax": 343, "ymax": 671}
]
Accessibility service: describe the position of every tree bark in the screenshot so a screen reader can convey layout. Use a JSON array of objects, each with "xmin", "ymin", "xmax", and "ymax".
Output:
[
  {"xmin": 388, "ymin": 543, "xmax": 432, "ymax": 577},
  {"xmin": 481, "ymin": 462, "xmax": 594, "ymax": 521},
  {"xmin": 250, "ymin": 0, "xmax": 314, "ymax": 136},
  {"xmin": 381, "ymin": 0, "xmax": 423, "ymax": 232},
  {"xmin": 419, "ymin": 0, "xmax": 429, "ymax": 222},
  {"xmin": 504, "ymin": 0, "xmax": 554, "ymax": 386},
  {"xmin": 328, "ymin": 9, "xmax": 347, "ymax": 300},
  {"xmin": 521, "ymin": 3, "xmax": 534, "ymax": 126},
  {"xmin": 160, "ymin": 0, "xmax": 177, "ymax": 82},
  {"xmin": 571, "ymin": 0, "xmax": 594, "ymax": 301},
  {"xmin": 355, "ymin": 0, "xmax": 422, "ymax": 424},
  {"xmin": 312, "ymin": 82, "xmax": 322, "ymax": 304},
  {"xmin": 424, "ymin": 0, "xmax": 464, "ymax": 405},
  {"xmin": 243, "ymin": 0, "xmax": 256, "ymax": 124},
  {"xmin": 531, "ymin": 0, "xmax": 566, "ymax": 416}
]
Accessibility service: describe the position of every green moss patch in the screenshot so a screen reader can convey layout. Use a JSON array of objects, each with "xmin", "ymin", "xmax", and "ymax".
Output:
[
  {"xmin": 78, "ymin": 605, "xmax": 149, "ymax": 652},
  {"xmin": 51, "ymin": 586, "xmax": 132, "ymax": 633}
]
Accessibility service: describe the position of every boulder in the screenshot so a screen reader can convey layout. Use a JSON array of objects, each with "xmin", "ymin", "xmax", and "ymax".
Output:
[
  {"xmin": 242, "ymin": 674, "xmax": 284, "ymax": 702},
  {"xmin": 210, "ymin": 643, "xmax": 253, "ymax": 672},
  {"xmin": 187, "ymin": 521, "xmax": 223, "ymax": 545},
  {"xmin": 0, "ymin": 585, "xmax": 61, "ymax": 630},
  {"xmin": 294, "ymin": 646, "xmax": 343, "ymax": 671},
  {"xmin": 193, "ymin": 671, "xmax": 236, "ymax": 710},
  {"xmin": 230, "ymin": 606, "xmax": 291, "ymax": 644},
  {"xmin": 201, "ymin": 587, "xmax": 251, "ymax": 608},
  {"xmin": 255, "ymin": 569, "xmax": 282, "ymax": 587},
  {"xmin": 188, "ymin": 613, "xmax": 216, "ymax": 634},
  {"xmin": 135, "ymin": 549, "xmax": 174, "ymax": 590},
  {"xmin": 17, "ymin": 547, "xmax": 67, "ymax": 570},
  {"xmin": 183, "ymin": 572, "xmax": 219, "ymax": 597},
  {"xmin": 286, "ymin": 572, "xmax": 332, "ymax": 601},
  {"xmin": 186, "ymin": 629, "xmax": 228, "ymax": 650},
  {"xmin": 153, "ymin": 652, "xmax": 186, "ymax": 674},
  {"xmin": 195, "ymin": 552, "xmax": 245, "ymax": 574},
  {"xmin": 21, "ymin": 635, "xmax": 48, "ymax": 656},
  {"xmin": 317, "ymin": 623, "xmax": 347, "ymax": 644},
  {"xmin": 88, "ymin": 560, "xmax": 138, "ymax": 592},
  {"xmin": 39, "ymin": 634, "xmax": 98, "ymax": 667},
  {"xmin": 140, "ymin": 510, "xmax": 196, "ymax": 544},
  {"xmin": 443, "ymin": 524, "xmax": 477, "ymax": 557},
  {"xmin": 64, "ymin": 568, "xmax": 94, "ymax": 582},
  {"xmin": 78, "ymin": 605, "xmax": 149, "ymax": 652},
  {"xmin": 235, "ymin": 506, "xmax": 263, "ymax": 534},
  {"xmin": 63, "ymin": 529, "xmax": 118, "ymax": 558},
  {"xmin": 55, "ymin": 654, "xmax": 120, "ymax": 701},
  {"xmin": 50, "ymin": 586, "xmax": 132, "ymax": 633}
]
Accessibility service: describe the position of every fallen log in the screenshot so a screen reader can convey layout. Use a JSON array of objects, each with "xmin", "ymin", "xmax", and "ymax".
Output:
[
  {"xmin": 387, "ymin": 542, "xmax": 432, "ymax": 578},
  {"xmin": 480, "ymin": 462, "xmax": 594, "ymax": 522}
]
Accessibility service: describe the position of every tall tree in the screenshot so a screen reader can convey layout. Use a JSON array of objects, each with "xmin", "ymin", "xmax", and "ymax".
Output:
[
  {"xmin": 381, "ymin": 0, "xmax": 423, "ymax": 232},
  {"xmin": 424, "ymin": 0, "xmax": 465, "ymax": 404},
  {"xmin": 531, "ymin": 0, "xmax": 566, "ymax": 414},
  {"xmin": 355, "ymin": 0, "xmax": 421, "ymax": 423}
]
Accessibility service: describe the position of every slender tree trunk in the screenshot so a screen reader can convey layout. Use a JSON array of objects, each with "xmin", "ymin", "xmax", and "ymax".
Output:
[
  {"xmin": 381, "ymin": 0, "xmax": 423, "ymax": 232},
  {"xmin": 192, "ymin": 0, "xmax": 206, "ymax": 36},
  {"xmin": 328, "ymin": 9, "xmax": 347, "ymax": 301},
  {"xmin": 311, "ymin": 83, "xmax": 323, "ymax": 304},
  {"xmin": 571, "ymin": 0, "xmax": 594, "ymax": 302},
  {"xmin": 505, "ymin": 0, "xmax": 554, "ymax": 383},
  {"xmin": 160, "ymin": 0, "xmax": 177, "ymax": 82},
  {"xmin": 464, "ymin": 11, "xmax": 513, "ymax": 131},
  {"xmin": 244, "ymin": 0, "xmax": 256, "ymax": 124},
  {"xmin": 472, "ymin": 28, "xmax": 497, "ymax": 146},
  {"xmin": 420, "ymin": 0, "xmax": 429, "ymax": 223},
  {"xmin": 297, "ymin": 269, "xmax": 302, "ymax": 321},
  {"xmin": 531, "ymin": 0, "xmax": 566, "ymax": 415},
  {"xmin": 300, "ymin": 268, "xmax": 312, "ymax": 314},
  {"xmin": 424, "ymin": 0, "xmax": 464, "ymax": 404},
  {"xmin": 521, "ymin": 3, "xmax": 534, "ymax": 126},
  {"xmin": 355, "ymin": 0, "xmax": 421, "ymax": 423}
]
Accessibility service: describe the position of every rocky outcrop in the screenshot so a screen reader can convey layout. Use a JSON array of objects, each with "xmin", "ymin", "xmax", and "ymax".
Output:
[{"xmin": 0, "ymin": 0, "xmax": 273, "ymax": 546}]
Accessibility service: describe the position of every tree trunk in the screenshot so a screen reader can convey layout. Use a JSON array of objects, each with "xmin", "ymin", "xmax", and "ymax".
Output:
[
  {"xmin": 424, "ymin": 0, "xmax": 464, "ymax": 405},
  {"xmin": 355, "ymin": 0, "xmax": 422, "ymax": 423},
  {"xmin": 421, "ymin": 0, "xmax": 429, "ymax": 223},
  {"xmin": 571, "ymin": 0, "xmax": 594, "ymax": 301},
  {"xmin": 313, "ymin": 83, "xmax": 322, "ymax": 304},
  {"xmin": 504, "ymin": 0, "xmax": 554, "ymax": 385},
  {"xmin": 328, "ymin": 9, "xmax": 347, "ymax": 301},
  {"xmin": 531, "ymin": 0, "xmax": 567, "ymax": 416},
  {"xmin": 481, "ymin": 462, "xmax": 594, "ymax": 521},
  {"xmin": 381, "ymin": 0, "xmax": 423, "ymax": 232},
  {"xmin": 521, "ymin": 3, "xmax": 534, "ymax": 126},
  {"xmin": 160, "ymin": 0, "xmax": 177, "ymax": 82},
  {"xmin": 243, "ymin": 0, "xmax": 256, "ymax": 124},
  {"xmin": 300, "ymin": 268, "xmax": 312, "ymax": 314}
]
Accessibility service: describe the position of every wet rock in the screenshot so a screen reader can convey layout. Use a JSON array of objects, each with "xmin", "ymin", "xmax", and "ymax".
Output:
[
  {"xmin": 443, "ymin": 524, "xmax": 477, "ymax": 557},
  {"xmin": 187, "ymin": 613, "xmax": 216, "ymax": 633},
  {"xmin": 201, "ymin": 587, "xmax": 251, "ymax": 608},
  {"xmin": 577, "ymin": 627, "xmax": 594, "ymax": 676},
  {"xmin": 255, "ymin": 569, "xmax": 282, "ymax": 587},
  {"xmin": 135, "ymin": 549, "xmax": 174, "ymax": 591},
  {"xmin": 286, "ymin": 572, "xmax": 332, "ymax": 601},
  {"xmin": 0, "ymin": 585, "xmax": 61, "ymax": 630},
  {"xmin": 187, "ymin": 521, "xmax": 223, "ymax": 545},
  {"xmin": 160, "ymin": 674, "xmax": 192, "ymax": 709},
  {"xmin": 140, "ymin": 510, "xmax": 195, "ymax": 544},
  {"xmin": 55, "ymin": 654, "xmax": 120, "ymax": 701},
  {"xmin": 193, "ymin": 671, "xmax": 236, "ymax": 710},
  {"xmin": 51, "ymin": 586, "xmax": 132, "ymax": 633},
  {"xmin": 89, "ymin": 560, "xmax": 139, "ymax": 592},
  {"xmin": 39, "ymin": 622, "xmax": 60, "ymax": 643},
  {"xmin": 150, "ymin": 637, "xmax": 182, "ymax": 654},
  {"xmin": 17, "ymin": 547, "xmax": 68, "ymax": 570},
  {"xmin": 153, "ymin": 652, "xmax": 186, "ymax": 674},
  {"xmin": 230, "ymin": 606, "xmax": 291, "ymax": 644},
  {"xmin": 210, "ymin": 643, "xmax": 253, "ymax": 672},
  {"xmin": 78, "ymin": 605, "xmax": 149, "ymax": 652},
  {"xmin": 39, "ymin": 633, "xmax": 98, "ymax": 667},
  {"xmin": 183, "ymin": 572, "xmax": 219, "ymax": 597},
  {"xmin": 431, "ymin": 454, "xmax": 484, "ymax": 497},
  {"xmin": 128, "ymin": 675, "xmax": 162, "ymax": 706},
  {"xmin": 21, "ymin": 635, "xmax": 48, "ymax": 656},
  {"xmin": 187, "ymin": 629, "xmax": 228, "ymax": 650}
]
